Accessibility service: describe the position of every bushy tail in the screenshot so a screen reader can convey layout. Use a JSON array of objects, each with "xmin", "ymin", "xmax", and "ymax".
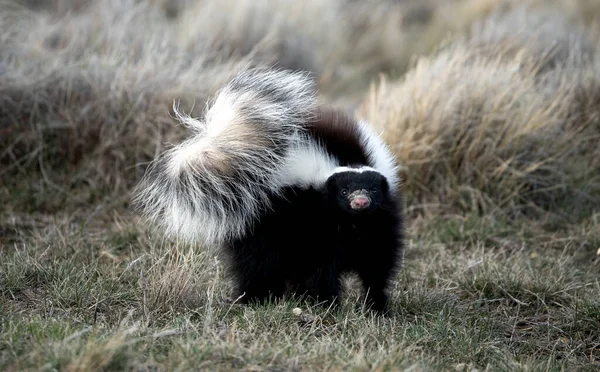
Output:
[{"xmin": 132, "ymin": 68, "xmax": 317, "ymax": 246}]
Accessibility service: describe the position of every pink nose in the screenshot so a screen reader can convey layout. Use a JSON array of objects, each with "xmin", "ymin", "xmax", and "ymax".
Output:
[{"xmin": 351, "ymin": 196, "xmax": 371, "ymax": 210}]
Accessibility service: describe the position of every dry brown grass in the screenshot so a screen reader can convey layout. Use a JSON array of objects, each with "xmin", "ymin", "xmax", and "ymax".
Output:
[
  {"xmin": 8, "ymin": 1, "xmax": 583, "ymax": 217},
  {"xmin": 415, "ymin": 0, "xmax": 600, "ymax": 42},
  {"xmin": 2, "ymin": 199, "xmax": 599, "ymax": 370},
  {"xmin": 1, "ymin": 0, "xmax": 485, "ymax": 217},
  {"xmin": 0, "ymin": 0, "xmax": 423, "ymax": 215},
  {"xmin": 360, "ymin": 6, "xmax": 600, "ymax": 218},
  {"xmin": 0, "ymin": 0, "xmax": 252, "ymax": 215}
]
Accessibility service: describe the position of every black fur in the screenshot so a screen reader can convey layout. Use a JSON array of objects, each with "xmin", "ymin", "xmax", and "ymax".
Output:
[
  {"xmin": 306, "ymin": 107, "xmax": 370, "ymax": 167},
  {"xmin": 226, "ymin": 169, "xmax": 403, "ymax": 313}
]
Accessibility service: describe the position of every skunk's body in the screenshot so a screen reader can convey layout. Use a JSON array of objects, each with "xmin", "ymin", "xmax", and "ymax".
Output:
[{"xmin": 133, "ymin": 69, "xmax": 404, "ymax": 312}]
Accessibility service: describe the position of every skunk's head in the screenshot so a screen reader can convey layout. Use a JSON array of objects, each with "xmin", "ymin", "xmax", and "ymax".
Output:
[{"xmin": 325, "ymin": 167, "xmax": 389, "ymax": 215}]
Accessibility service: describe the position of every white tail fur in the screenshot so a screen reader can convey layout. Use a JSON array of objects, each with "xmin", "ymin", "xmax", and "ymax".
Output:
[{"xmin": 132, "ymin": 68, "xmax": 317, "ymax": 245}]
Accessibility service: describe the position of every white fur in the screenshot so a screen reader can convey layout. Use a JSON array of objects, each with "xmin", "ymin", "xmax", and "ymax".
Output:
[
  {"xmin": 132, "ymin": 68, "xmax": 316, "ymax": 246},
  {"xmin": 356, "ymin": 120, "xmax": 401, "ymax": 190},
  {"xmin": 329, "ymin": 165, "xmax": 378, "ymax": 176},
  {"xmin": 274, "ymin": 139, "xmax": 338, "ymax": 189}
]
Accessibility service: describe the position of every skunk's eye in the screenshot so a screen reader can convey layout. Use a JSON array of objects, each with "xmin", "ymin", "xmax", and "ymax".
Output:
[
  {"xmin": 341, "ymin": 189, "xmax": 348, "ymax": 196},
  {"xmin": 371, "ymin": 188, "xmax": 378, "ymax": 194}
]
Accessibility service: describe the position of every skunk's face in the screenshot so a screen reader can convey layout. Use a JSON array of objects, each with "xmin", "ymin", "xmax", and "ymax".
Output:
[{"xmin": 326, "ymin": 169, "xmax": 389, "ymax": 215}]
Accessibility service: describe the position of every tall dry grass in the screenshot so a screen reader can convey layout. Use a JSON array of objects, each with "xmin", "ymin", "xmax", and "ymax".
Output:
[
  {"xmin": 3, "ymin": 0, "xmax": 495, "ymax": 214},
  {"xmin": 0, "ymin": 0, "xmax": 251, "ymax": 214},
  {"xmin": 360, "ymin": 7, "xmax": 600, "ymax": 218}
]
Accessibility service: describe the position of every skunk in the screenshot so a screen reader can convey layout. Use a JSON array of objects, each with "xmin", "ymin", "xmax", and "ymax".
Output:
[{"xmin": 133, "ymin": 68, "xmax": 404, "ymax": 312}]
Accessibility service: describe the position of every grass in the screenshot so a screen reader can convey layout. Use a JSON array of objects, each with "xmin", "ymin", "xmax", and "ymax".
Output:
[
  {"xmin": 360, "ymin": 6, "xmax": 600, "ymax": 219},
  {"xmin": 2, "ymin": 0, "xmax": 600, "ymax": 371},
  {"xmin": 2, "ymin": 211, "xmax": 599, "ymax": 370}
]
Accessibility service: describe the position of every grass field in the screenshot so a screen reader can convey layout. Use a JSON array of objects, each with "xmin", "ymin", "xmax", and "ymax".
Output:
[{"xmin": 1, "ymin": 0, "xmax": 599, "ymax": 371}]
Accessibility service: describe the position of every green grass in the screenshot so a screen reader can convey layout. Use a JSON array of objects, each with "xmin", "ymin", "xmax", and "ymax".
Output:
[{"xmin": 2, "ymin": 205, "xmax": 599, "ymax": 371}]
